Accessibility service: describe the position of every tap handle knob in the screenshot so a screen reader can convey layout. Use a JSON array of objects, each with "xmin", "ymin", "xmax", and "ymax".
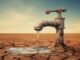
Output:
[
  {"xmin": 55, "ymin": 8, "xmax": 66, "ymax": 13},
  {"xmin": 45, "ymin": 8, "xmax": 66, "ymax": 14}
]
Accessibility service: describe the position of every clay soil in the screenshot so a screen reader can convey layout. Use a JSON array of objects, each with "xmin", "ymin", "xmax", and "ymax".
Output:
[{"xmin": 0, "ymin": 33, "xmax": 80, "ymax": 60}]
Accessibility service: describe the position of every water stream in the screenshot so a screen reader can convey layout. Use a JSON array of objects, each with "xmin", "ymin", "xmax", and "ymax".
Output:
[
  {"xmin": 36, "ymin": 31, "xmax": 40, "ymax": 45},
  {"xmin": 36, "ymin": 31, "xmax": 40, "ymax": 53}
]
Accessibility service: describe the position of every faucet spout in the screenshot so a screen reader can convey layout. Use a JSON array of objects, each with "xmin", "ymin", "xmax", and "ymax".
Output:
[{"xmin": 34, "ymin": 21, "xmax": 58, "ymax": 31}]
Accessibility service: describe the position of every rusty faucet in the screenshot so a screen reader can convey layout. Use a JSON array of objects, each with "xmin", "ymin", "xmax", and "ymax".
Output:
[{"xmin": 34, "ymin": 8, "xmax": 66, "ymax": 47}]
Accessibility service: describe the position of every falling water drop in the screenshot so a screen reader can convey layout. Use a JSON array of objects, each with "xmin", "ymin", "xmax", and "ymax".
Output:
[
  {"xmin": 36, "ymin": 31, "xmax": 40, "ymax": 45},
  {"xmin": 36, "ymin": 31, "xmax": 42, "ymax": 53},
  {"xmin": 37, "ymin": 31, "xmax": 40, "ymax": 41}
]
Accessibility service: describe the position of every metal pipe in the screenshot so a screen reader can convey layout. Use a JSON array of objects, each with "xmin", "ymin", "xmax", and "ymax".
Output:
[{"xmin": 34, "ymin": 21, "xmax": 58, "ymax": 31}]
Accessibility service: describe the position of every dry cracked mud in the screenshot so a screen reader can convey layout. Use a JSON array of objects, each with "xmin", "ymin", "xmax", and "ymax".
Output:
[{"xmin": 0, "ymin": 43, "xmax": 80, "ymax": 60}]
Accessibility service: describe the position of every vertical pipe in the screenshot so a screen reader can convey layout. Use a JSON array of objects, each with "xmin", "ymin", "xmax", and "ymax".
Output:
[
  {"xmin": 58, "ymin": 29, "xmax": 64, "ymax": 44},
  {"xmin": 55, "ymin": 28, "xmax": 64, "ymax": 47},
  {"xmin": 55, "ymin": 17, "xmax": 65, "ymax": 47}
]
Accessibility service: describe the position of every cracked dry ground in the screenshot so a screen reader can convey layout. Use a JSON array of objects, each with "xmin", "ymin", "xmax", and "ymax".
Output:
[
  {"xmin": 0, "ymin": 42, "xmax": 80, "ymax": 60},
  {"xmin": 0, "ymin": 33, "xmax": 80, "ymax": 60}
]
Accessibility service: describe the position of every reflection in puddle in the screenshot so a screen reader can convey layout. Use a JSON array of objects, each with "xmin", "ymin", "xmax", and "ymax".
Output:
[{"xmin": 7, "ymin": 46, "xmax": 51, "ymax": 55}]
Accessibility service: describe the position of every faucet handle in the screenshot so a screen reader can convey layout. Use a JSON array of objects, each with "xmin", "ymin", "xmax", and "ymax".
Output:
[{"xmin": 45, "ymin": 8, "xmax": 66, "ymax": 14}]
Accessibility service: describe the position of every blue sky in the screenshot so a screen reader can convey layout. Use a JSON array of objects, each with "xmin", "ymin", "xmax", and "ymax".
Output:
[{"xmin": 0, "ymin": 0, "xmax": 80, "ymax": 33}]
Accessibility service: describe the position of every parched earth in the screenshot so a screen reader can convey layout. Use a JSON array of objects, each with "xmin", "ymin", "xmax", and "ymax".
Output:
[
  {"xmin": 0, "ymin": 41, "xmax": 80, "ymax": 60},
  {"xmin": 0, "ymin": 33, "xmax": 80, "ymax": 60}
]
